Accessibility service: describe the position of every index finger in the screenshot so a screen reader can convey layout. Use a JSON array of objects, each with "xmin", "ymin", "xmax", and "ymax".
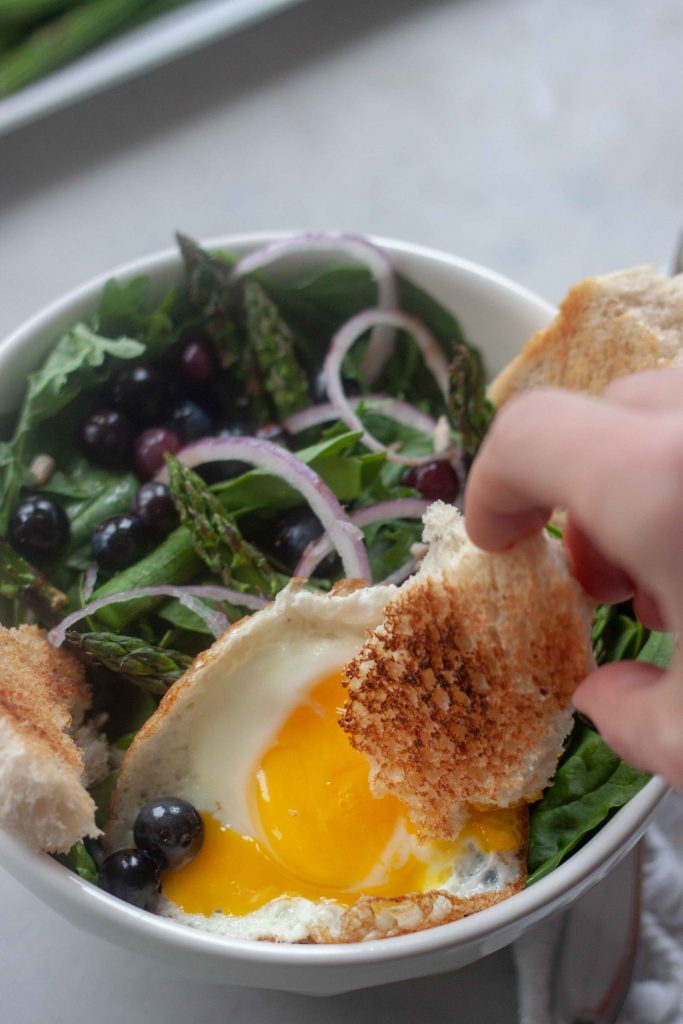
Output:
[{"xmin": 463, "ymin": 388, "xmax": 683, "ymax": 605}]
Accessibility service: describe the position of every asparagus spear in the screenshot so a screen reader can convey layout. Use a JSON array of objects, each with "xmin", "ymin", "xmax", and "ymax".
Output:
[
  {"xmin": 0, "ymin": 0, "xmax": 186, "ymax": 97},
  {"xmin": 242, "ymin": 279, "xmax": 310, "ymax": 421},
  {"xmin": 447, "ymin": 342, "xmax": 495, "ymax": 459},
  {"xmin": 166, "ymin": 455, "xmax": 280, "ymax": 598},
  {"xmin": 0, "ymin": 538, "xmax": 67, "ymax": 625},
  {"xmin": 0, "ymin": 0, "xmax": 86, "ymax": 26},
  {"xmin": 65, "ymin": 630, "xmax": 191, "ymax": 695}
]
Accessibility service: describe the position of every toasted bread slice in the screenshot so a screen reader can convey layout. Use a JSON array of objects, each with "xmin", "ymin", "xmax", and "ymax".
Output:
[
  {"xmin": 0, "ymin": 625, "xmax": 99, "ymax": 853},
  {"xmin": 488, "ymin": 265, "xmax": 683, "ymax": 406},
  {"xmin": 340, "ymin": 503, "xmax": 594, "ymax": 839}
]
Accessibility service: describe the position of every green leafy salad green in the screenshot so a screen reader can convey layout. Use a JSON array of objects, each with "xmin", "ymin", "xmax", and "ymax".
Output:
[{"xmin": 0, "ymin": 232, "xmax": 664, "ymax": 897}]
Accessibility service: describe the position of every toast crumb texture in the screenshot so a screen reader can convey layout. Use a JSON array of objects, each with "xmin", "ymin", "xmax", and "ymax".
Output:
[
  {"xmin": 341, "ymin": 504, "xmax": 595, "ymax": 839},
  {"xmin": 489, "ymin": 265, "xmax": 683, "ymax": 406},
  {"xmin": 0, "ymin": 625, "xmax": 98, "ymax": 852}
]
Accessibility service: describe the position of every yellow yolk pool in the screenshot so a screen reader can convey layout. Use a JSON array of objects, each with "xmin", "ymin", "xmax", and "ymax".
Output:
[{"xmin": 162, "ymin": 671, "xmax": 523, "ymax": 917}]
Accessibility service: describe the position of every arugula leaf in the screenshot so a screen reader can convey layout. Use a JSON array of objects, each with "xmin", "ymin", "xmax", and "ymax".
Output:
[
  {"xmin": 637, "ymin": 629, "xmax": 675, "ymax": 669},
  {"xmin": 91, "ymin": 770, "xmax": 120, "ymax": 831},
  {"xmin": 0, "ymin": 324, "xmax": 144, "ymax": 532}
]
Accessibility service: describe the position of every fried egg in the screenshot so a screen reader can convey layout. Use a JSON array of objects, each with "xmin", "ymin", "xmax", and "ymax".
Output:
[{"xmin": 107, "ymin": 582, "xmax": 527, "ymax": 943}]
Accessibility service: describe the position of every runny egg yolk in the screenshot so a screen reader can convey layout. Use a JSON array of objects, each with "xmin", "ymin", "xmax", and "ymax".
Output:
[{"xmin": 162, "ymin": 671, "xmax": 523, "ymax": 917}]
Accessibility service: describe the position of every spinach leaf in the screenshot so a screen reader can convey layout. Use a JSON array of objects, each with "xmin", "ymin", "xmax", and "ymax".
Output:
[
  {"xmin": 527, "ymin": 726, "xmax": 650, "ymax": 884},
  {"xmin": 528, "ymin": 628, "xmax": 673, "ymax": 884}
]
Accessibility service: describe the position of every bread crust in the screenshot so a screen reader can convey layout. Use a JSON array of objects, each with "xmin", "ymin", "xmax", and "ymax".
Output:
[
  {"xmin": 0, "ymin": 625, "xmax": 97, "ymax": 852},
  {"xmin": 341, "ymin": 504, "xmax": 595, "ymax": 839},
  {"xmin": 489, "ymin": 265, "xmax": 683, "ymax": 406}
]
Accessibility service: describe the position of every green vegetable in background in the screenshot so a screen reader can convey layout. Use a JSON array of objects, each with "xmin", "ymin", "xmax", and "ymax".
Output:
[
  {"xmin": 55, "ymin": 840, "xmax": 98, "ymax": 884},
  {"xmin": 447, "ymin": 341, "xmax": 495, "ymax": 459},
  {"xmin": 166, "ymin": 455, "xmax": 281, "ymax": 598},
  {"xmin": 0, "ymin": 537, "xmax": 67, "ymax": 625},
  {"xmin": 0, "ymin": 324, "xmax": 143, "ymax": 533},
  {"xmin": 242, "ymin": 279, "xmax": 310, "ymax": 421},
  {"xmin": 0, "ymin": 0, "xmax": 188, "ymax": 97}
]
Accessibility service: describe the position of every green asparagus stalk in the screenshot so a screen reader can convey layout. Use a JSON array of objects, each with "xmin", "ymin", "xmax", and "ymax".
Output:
[
  {"xmin": 0, "ymin": 538, "xmax": 67, "ymax": 624},
  {"xmin": 242, "ymin": 279, "xmax": 310, "ymax": 421},
  {"xmin": 0, "ymin": 0, "xmax": 186, "ymax": 97},
  {"xmin": 166, "ymin": 455, "xmax": 280, "ymax": 598},
  {"xmin": 447, "ymin": 342, "xmax": 495, "ymax": 459},
  {"xmin": 65, "ymin": 630, "xmax": 192, "ymax": 695},
  {"xmin": 0, "ymin": 0, "xmax": 86, "ymax": 26}
]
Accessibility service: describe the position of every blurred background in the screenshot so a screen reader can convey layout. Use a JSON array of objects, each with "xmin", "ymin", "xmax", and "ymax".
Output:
[
  {"xmin": 1, "ymin": 1, "xmax": 682, "ymax": 1021},
  {"xmin": 1, "ymin": 0, "xmax": 682, "ymax": 342}
]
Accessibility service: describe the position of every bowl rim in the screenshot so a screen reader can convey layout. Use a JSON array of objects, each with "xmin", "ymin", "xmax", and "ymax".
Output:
[{"xmin": 0, "ymin": 231, "xmax": 669, "ymax": 966}]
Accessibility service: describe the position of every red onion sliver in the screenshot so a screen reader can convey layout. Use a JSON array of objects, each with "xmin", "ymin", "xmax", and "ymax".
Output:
[
  {"xmin": 382, "ymin": 559, "xmax": 417, "ymax": 586},
  {"xmin": 323, "ymin": 308, "xmax": 451, "ymax": 466},
  {"xmin": 82, "ymin": 562, "xmax": 99, "ymax": 601},
  {"xmin": 231, "ymin": 232, "xmax": 398, "ymax": 384},
  {"xmin": 155, "ymin": 436, "xmax": 371, "ymax": 582},
  {"xmin": 48, "ymin": 584, "xmax": 267, "ymax": 648},
  {"xmin": 283, "ymin": 395, "xmax": 437, "ymax": 437},
  {"xmin": 294, "ymin": 498, "xmax": 431, "ymax": 578}
]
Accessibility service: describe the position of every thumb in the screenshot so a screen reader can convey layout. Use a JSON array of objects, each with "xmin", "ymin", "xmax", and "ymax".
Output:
[{"xmin": 573, "ymin": 660, "xmax": 672, "ymax": 778}]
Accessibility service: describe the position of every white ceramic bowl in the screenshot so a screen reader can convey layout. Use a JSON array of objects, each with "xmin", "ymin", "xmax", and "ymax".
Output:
[{"xmin": 0, "ymin": 233, "xmax": 668, "ymax": 995}]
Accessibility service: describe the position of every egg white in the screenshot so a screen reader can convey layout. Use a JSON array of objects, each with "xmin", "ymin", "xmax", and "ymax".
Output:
[{"xmin": 107, "ymin": 582, "xmax": 525, "ymax": 942}]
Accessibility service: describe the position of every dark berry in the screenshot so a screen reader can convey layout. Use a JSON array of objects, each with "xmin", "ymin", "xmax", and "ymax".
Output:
[
  {"xmin": 402, "ymin": 460, "xmax": 460, "ymax": 502},
  {"xmin": 91, "ymin": 514, "xmax": 147, "ymax": 569},
  {"xmin": 130, "ymin": 482, "xmax": 178, "ymax": 534},
  {"xmin": 81, "ymin": 409, "xmax": 133, "ymax": 467},
  {"xmin": 270, "ymin": 506, "xmax": 338, "ymax": 576},
  {"xmin": 179, "ymin": 337, "xmax": 218, "ymax": 384},
  {"xmin": 8, "ymin": 496, "xmax": 70, "ymax": 561},
  {"xmin": 255, "ymin": 422, "xmax": 292, "ymax": 448},
  {"xmin": 109, "ymin": 365, "xmax": 174, "ymax": 425},
  {"xmin": 167, "ymin": 400, "xmax": 213, "ymax": 444},
  {"xmin": 196, "ymin": 419, "xmax": 254, "ymax": 484},
  {"xmin": 98, "ymin": 848, "xmax": 160, "ymax": 909},
  {"xmin": 134, "ymin": 797, "xmax": 203, "ymax": 869},
  {"xmin": 134, "ymin": 427, "xmax": 181, "ymax": 480}
]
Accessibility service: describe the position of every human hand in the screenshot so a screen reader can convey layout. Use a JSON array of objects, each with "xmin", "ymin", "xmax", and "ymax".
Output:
[{"xmin": 464, "ymin": 369, "xmax": 683, "ymax": 787}]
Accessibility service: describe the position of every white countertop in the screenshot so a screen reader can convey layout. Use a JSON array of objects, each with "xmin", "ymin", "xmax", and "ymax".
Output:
[{"xmin": 1, "ymin": 0, "xmax": 682, "ymax": 1020}]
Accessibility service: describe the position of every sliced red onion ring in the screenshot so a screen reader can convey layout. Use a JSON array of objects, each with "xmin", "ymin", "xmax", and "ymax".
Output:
[
  {"xmin": 155, "ymin": 436, "xmax": 371, "ymax": 582},
  {"xmin": 231, "ymin": 232, "xmax": 398, "ymax": 383},
  {"xmin": 382, "ymin": 559, "xmax": 418, "ymax": 586},
  {"xmin": 323, "ymin": 308, "xmax": 451, "ymax": 466},
  {"xmin": 48, "ymin": 584, "xmax": 267, "ymax": 648},
  {"xmin": 82, "ymin": 562, "xmax": 99, "ymax": 601},
  {"xmin": 283, "ymin": 395, "xmax": 437, "ymax": 437},
  {"xmin": 294, "ymin": 498, "xmax": 431, "ymax": 578}
]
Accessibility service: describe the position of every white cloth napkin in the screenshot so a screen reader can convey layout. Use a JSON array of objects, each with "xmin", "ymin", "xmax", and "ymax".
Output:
[{"xmin": 514, "ymin": 793, "xmax": 683, "ymax": 1024}]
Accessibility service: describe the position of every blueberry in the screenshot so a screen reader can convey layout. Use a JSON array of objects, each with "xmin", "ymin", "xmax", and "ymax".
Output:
[
  {"xmin": 269, "ymin": 506, "xmax": 338, "ymax": 576},
  {"xmin": 130, "ymin": 482, "xmax": 178, "ymax": 535},
  {"xmin": 91, "ymin": 514, "xmax": 147, "ymax": 570},
  {"xmin": 134, "ymin": 797, "xmax": 203, "ymax": 869},
  {"xmin": 8, "ymin": 496, "xmax": 70, "ymax": 561},
  {"xmin": 167, "ymin": 400, "xmax": 213, "ymax": 444},
  {"xmin": 109, "ymin": 365, "xmax": 174, "ymax": 425},
  {"xmin": 196, "ymin": 419, "xmax": 254, "ymax": 484},
  {"xmin": 81, "ymin": 409, "xmax": 134, "ymax": 467},
  {"xmin": 98, "ymin": 848, "xmax": 160, "ymax": 909}
]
